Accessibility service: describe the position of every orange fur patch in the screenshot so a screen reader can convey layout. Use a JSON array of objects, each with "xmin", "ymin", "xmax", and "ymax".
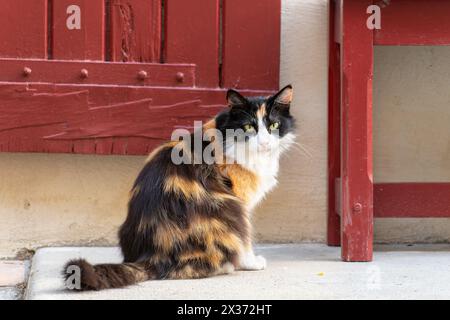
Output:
[
  {"xmin": 145, "ymin": 141, "xmax": 177, "ymax": 163},
  {"xmin": 219, "ymin": 164, "xmax": 259, "ymax": 204},
  {"xmin": 190, "ymin": 217, "xmax": 243, "ymax": 267},
  {"xmin": 153, "ymin": 222, "xmax": 187, "ymax": 254},
  {"xmin": 256, "ymin": 103, "xmax": 266, "ymax": 119},
  {"xmin": 202, "ymin": 118, "xmax": 216, "ymax": 131},
  {"xmin": 164, "ymin": 175, "xmax": 207, "ymax": 200}
]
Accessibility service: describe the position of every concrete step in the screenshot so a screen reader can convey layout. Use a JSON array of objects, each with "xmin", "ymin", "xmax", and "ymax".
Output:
[
  {"xmin": 0, "ymin": 260, "xmax": 29, "ymax": 300},
  {"xmin": 0, "ymin": 287, "xmax": 21, "ymax": 300},
  {"xmin": 25, "ymin": 244, "xmax": 450, "ymax": 300},
  {"xmin": 0, "ymin": 261, "xmax": 27, "ymax": 286}
]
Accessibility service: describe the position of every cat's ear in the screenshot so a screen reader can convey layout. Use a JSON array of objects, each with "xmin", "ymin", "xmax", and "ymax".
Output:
[
  {"xmin": 226, "ymin": 89, "xmax": 248, "ymax": 107},
  {"xmin": 273, "ymin": 85, "xmax": 293, "ymax": 106}
]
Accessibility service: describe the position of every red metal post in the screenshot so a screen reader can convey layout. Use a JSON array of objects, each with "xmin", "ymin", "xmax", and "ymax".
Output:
[{"xmin": 340, "ymin": 0, "xmax": 374, "ymax": 262}]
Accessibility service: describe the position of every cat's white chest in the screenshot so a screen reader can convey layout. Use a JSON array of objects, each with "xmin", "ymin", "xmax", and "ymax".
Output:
[{"xmin": 245, "ymin": 153, "xmax": 280, "ymax": 210}]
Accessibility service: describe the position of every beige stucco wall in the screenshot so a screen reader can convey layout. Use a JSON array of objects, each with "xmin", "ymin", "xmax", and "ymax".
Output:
[
  {"xmin": 1, "ymin": 1, "xmax": 449, "ymax": 257},
  {"xmin": 254, "ymin": 0, "xmax": 328, "ymax": 242},
  {"xmin": 373, "ymin": 46, "xmax": 450, "ymax": 243}
]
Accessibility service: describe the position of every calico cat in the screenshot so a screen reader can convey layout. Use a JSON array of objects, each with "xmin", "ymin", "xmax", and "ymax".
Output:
[{"xmin": 63, "ymin": 85, "xmax": 294, "ymax": 291}]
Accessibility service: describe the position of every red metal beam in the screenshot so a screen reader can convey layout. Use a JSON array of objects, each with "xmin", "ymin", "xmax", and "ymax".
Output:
[
  {"xmin": 374, "ymin": 0, "xmax": 450, "ymax": 46},
  {"xmin": 374, "ymin": 183, "xmax": 450, "ymax": 218},
  {"xmin": 340, "ymin": 0, "xmax": 374, "ymax": 262}
]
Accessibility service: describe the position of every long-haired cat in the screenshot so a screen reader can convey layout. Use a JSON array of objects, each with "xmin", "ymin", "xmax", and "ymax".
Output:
[{"xmin": 63, "ymin": 85, "xmax": 294, "ymax": 291}]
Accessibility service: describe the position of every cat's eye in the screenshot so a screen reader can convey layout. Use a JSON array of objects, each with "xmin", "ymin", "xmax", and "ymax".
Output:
[
  {"xmin": 269, "ymin": 122, "xmax": 280, "ymax": 131},
  {"xmin": 243, "ymin": 124, "xmax": 255, "ymax": 133}
]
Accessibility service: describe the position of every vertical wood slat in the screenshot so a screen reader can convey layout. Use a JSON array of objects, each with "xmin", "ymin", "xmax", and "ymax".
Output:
[
  {"xmin": 222, "ymin": 0, "xmax": 281, "ymax": 90},
  {"xmin": 109, "ymin": 0, "xmax": 161, "ymax": 62},
  {"xmin": 327, "ymin": 0, "xmax": 341, "ymax": 247},
  {"xmin": 0, "ymin": 0, "xmax": 47, "ymax": 58},
  {"xmin": 52, "ymin": 0, "xmax": 105, "ymax": 60},
  {"xmin": 340, "ymin": 0, "xmax": 374, "ymax": 262},
  {"xmin": 165, "ymin": 0, "xmax": 220, "ymax": 88}
]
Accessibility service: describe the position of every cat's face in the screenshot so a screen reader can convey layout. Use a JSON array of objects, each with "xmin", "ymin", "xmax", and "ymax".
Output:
[{"xmin": 215, "ymin": 85, "xmax": 295, "ymax": 161}]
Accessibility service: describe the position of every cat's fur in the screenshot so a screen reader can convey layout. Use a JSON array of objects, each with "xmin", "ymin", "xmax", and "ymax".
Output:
[{"xmin": 63, "ymin": 85, "xmax": 294, "ymax": 291}]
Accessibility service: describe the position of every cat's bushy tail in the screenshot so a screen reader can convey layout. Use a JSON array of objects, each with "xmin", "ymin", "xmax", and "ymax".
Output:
[{"xmin": 62, "ymin": 259, "xmax": 154, "ymax": 291}]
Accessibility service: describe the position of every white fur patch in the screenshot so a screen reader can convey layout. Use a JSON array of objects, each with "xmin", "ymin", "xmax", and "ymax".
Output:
[
  {"xmin": 238, "ymin": 250, "xmax": 266, "ymax": 271},
  {"xmin": 243, "ymin": 132, "xmax": 295, "ymax": 210}
]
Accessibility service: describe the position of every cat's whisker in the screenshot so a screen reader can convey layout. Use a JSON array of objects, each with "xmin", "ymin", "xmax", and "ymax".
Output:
[{"xmin": 291, "ymin": 141, "xmax": 313, "ymax": 158}]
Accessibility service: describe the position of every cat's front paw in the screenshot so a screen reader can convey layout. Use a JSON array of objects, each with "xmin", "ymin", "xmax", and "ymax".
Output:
[
  {"xmin": 239, "ymin": 254, "xmax": 267, "ymax": 271},
  {"xmin": 254, "ymin": 255, "xmax": 267, "ymax": 270}
]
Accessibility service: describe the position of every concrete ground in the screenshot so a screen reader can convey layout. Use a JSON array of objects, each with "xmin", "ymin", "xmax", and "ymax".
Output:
[
  {"xmin": 25, "ymin": 244, "xmax": 450, "ymax": 300},
  {"xmin": 0, "ymin": 261, "xmax": 28, "ymax": 300}
]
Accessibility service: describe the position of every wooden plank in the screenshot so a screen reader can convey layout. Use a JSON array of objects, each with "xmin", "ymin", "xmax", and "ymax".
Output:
[
  {"xmin": 340, "ymin": 0, "xmax": 374, "ymax": 262},
  {"xmin": 0, "ymin": 59, "xmax": 195, "ymax": 87},
  {"xmin": 0, "ymin": 83, "xmax": 273, "ymax": 155},
  {"xmin": 0, "ymin": 0, "xmax": 47, "ymax": 58},
  {"xmin": 327, "ymin": 0, "xmax": 341, "ymax": 247},
  {"xmin": 52, "ymin": 0, "xmax": 105, "ymax": 60},
  {"xmin": 374, "ymin": 0, "xmax": 450, "ymax": 45},
  {"xmin": 374, "ymin": 183, "xmax": 450, "ymax": 218},
  {"xmin": 109, "ymin": 0, "xmax": 161, "ymax": 62},
  {"xmin": 222, "ymin": 0, "xmax": 281, "ymax": 90},
  {"xmin": 165, "ymin": 0, "xmax": 220, "ymax": 88}
]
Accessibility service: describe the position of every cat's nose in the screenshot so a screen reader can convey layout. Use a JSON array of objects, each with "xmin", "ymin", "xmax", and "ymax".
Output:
[{"xmin": 258, "ymin": 141, "xmax": 270, "ymax": 151}]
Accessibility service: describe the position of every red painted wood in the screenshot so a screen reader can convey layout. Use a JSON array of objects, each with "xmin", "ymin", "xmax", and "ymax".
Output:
[
  {"xmin": 374, "ymin": 183, "xmax": 450, "ymax": 218},
  {"xmin": 0, "ymin": 0, "xmax": 47, "ymax": 58},
  {"xmin": 52, "ymin": 0, "xmax": 105, "ymax": 60},
  {"xmin": 222, "ymin": 0, "xmax": 280, "ymax": 90},
  {"xmin": 328, "ymin": 0, "xmax": 341, "ymax": 247},
  {"xmin": 165, "ymin": 0, "xmax": 220, "ymax": 88},
  {"xmin": 0, "ymin": 1, "xmax": 281, "ymax": 155},
  {"xmin": 374, "ymin": 0, "xmax": 450, "ymax": 46},
  {"xmin": 0, "ymin": 59, "xmax": 195, "ymax": 87},
  {"xmin": 341, "ymin": 0, "xmax": 374, "ymax": 262},
  {"xmin": 109, "ymin": 0, "xmax": 161, "ymax": 62},
  {"xmin": 0, "ymin": 84, "xmax": 273, "ymax": 155}
]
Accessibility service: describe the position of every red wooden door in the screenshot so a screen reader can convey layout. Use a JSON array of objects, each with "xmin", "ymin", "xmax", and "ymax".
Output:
[{"xmin": 0, "ymin": 0, "xmax": 281, "ymax": 155}]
